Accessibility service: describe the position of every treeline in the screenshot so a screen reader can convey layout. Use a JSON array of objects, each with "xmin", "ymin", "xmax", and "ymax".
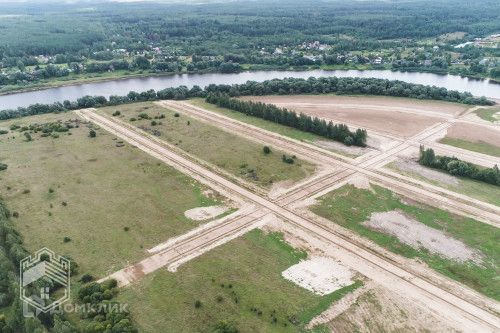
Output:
[
  {"xmin": 419, "ymin": 146, "xmax": 500, "ymax": 186},
  {"xmin": 206, "ymin": 93, "xmax": 367, "ymax": 147},
  {"xmin": 203, "ymin": 77, "xmax": 493, "ymax": 105},
  {"xmin": 0, "ymin": 77, "xmax": 494, "ymax": 121},
  {"xmin": 0, "ymin": 199, "xmax": 63, "ymax": 332}
]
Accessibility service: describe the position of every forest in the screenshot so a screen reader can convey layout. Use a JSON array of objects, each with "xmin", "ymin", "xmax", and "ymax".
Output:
[{"xmin": 0, "ymin": 0, "xmax": 498, "ymax": 91}]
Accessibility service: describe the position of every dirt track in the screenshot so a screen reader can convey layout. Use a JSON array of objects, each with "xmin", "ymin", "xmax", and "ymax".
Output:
[
  {"xmin": 78, "ymin": 108, "xmax": 500, "ymax": 332},
  {"xmin": 161, "ymin": 101, "xmax": 500, "ymax": 226}
]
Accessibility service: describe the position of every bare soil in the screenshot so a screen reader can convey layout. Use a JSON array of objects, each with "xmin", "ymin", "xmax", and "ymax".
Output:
[
  {"xmin": 392, "ymin": 158, "xmax": 460, "ymax": 186},
  {"xmin": 184, "ymin": 205, "xmax": 229, "ymax": 221},
  {"xmin": 363, "ymin": 210, "xmax": 483, "ymax": 264},
  {"xmin": 323, "ymin": 285, "xmax": 460, "ymax": 333},
  {"xmin": 446, "ymin": 123, "xmax": 500, "ymax": 147},
  {"xmin": 241, "ymin": 95, "xmax": 464, "ymax": 138},
  {"xmin": 281, "ymin": 256, "xmax": 355, "ymax": 295}
]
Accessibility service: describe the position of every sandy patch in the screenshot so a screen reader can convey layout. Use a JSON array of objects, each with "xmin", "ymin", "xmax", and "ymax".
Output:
[
  {"xmin": 392, "ymin": 158, "xmax": 459, "ymax": 186},
  {"xmin": 241, "ymin": 95, "xmax": 458, "ymax": 138},
  {"xmin": 446, "ymin": 123, "xmax": 500, "ymax": 147},
  {"xmin": 363, "ymin": 210, "xmax": 483, "ymax": 264},
  {"xmin": 282, "ymin": 257, "xmax": 355, "ymax": 295},
  {"xmin": 347, "ymin": 174, "xmax": 372, "ymax": 190},
  {"xmin": 184, "ymin": 205, "xmax": 229, "ymax": 221}
]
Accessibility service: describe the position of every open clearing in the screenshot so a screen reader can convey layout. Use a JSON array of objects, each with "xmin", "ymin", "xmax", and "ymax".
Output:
[
  {"xmin": 364, "ymin": 210, "xmax": 483, "ymax": 264},
  {"xmin": 388, "ymin": 158, "xmax": 500, "ymax": 207},
  {"xmin": 241, "ymin": 95, "xmax": 467, "ymax": 138},
  {"xmin": 440, "ymin": 123, "xmax": 500, "ymax": 157},
  {"xmin": 99, "ymin": 102, "xmax": 315, "ymax": 189},
  {"xmin": 0, "ymin": 112, "xmax": 228, "ymax": 276},
  {"xmin": 311, "ymin": 184, "xmax": 500, "ymax": 300},
  {"xmin": 117, "ymin": 229, "xmax": 361, "ymax": 333},
  {"xmin": 187, "ymin": 98, "xmax": 366, "ymax": 157}
]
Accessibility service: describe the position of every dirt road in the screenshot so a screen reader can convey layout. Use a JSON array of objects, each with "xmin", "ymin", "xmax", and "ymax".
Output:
[
  {"xmin": 159, "ymin": 101, "xmax": 500, "ymax": 226},
  {"xmin": 78, "ymin": 108, "xmax": 500, "ymax": 332}
]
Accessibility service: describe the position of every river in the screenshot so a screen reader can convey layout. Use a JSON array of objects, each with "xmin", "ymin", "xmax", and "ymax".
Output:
[{"xmin": 0, "ymin": 69, "xmax": 499, "ymax": 109}]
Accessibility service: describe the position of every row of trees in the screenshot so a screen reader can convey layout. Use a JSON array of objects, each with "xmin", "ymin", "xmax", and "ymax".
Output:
[
  {"xmin": 419, "ymin": 146, "xmax": 500, "ymax": 186},
  {"xmin": 206, "ymin": 93, "xmax": 367, "ymax": 147},
  {"xmin": 0, "ymin": 77, "xmax": 494, "ymax": 121}
]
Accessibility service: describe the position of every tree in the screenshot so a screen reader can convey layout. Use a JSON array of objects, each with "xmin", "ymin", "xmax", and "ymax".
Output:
[{"xmin": 133, "ymin": 56, "xmax": 150, "ymax": 70}]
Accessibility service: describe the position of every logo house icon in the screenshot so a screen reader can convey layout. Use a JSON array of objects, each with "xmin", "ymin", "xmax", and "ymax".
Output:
[{"xmin": 20, "ymin": 248, "xmax": 71, "ymax": 314}]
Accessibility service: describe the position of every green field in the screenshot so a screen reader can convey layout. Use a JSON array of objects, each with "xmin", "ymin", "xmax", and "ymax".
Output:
[
  {"xmin": 187, "ymin": 99, "xmax": 359, "ymax": 157},
  {"xmin": 311, "ymin": 185, "xmax": 500, "ymax": 300},
  {"xmin": 475, "ymin": 107, "xmax": 500, "ymax": 122},
  {"xmin": 387, "ymin": 161, "xmax": 500, "ymax": 207},
  {"xmin": 440, "ymin": 137, "xmax": 500, "ymax": 157},
  {"xmin": 0, "ymin": 112, "xmax": 226, "ymax": 277},
  {"xmin": 100, "ymin": 102, "xmax": 316, "ymax": 188},
  {"xmin": 118, "ymin": 229, "xmax": 361, "ymax": 333}
]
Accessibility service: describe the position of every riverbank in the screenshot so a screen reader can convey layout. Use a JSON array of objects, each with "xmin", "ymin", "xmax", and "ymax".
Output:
[
  {"xmin": 0, "ymin": 69, "xmax": 498, "ymax": 111},
  {"xmin": 1, "ymin": 65, "xmax": 497, "ymax": 98}
]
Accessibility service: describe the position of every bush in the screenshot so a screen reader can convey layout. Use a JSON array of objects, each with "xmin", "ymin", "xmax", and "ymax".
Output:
[
  {"xmin": 194, "ymin": 300, "xmax": 202, "ymax": 308},
  {"xmin": 0, "ymin": 130, "xmax": 8, "ymax": 135},
  {"xmin": 63, "ymin": 237, "xmax": 71, "ymax": 243},
  {"xmin": 282, "ymin": 155, "xmax": 294, "ymax": 164},
  {"xmin": 89, "ymin": 129, "xmax": 96, "ymax": 138},
  {"xmin": 79, "ymin": 274, "xmax": 94, "ymax": 283},
  {"xmin": 112, "ymin": 111, "xmax": 121, "ymax": 116},
  {"xmin": 0, "ymin": 163, "xmax": 7, "ymax": 171},
  {"xmin": 263, "ymin": 146, "xmax": 271, "ymax": 155}
]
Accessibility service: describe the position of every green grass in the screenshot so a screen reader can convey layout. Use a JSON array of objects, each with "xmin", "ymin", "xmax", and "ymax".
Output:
[
  {"xmin": 387, "ymin": 161, "xmax": 500, "ymax": 207},
  {"xmin": 0, "ymin": 112, "xmax": 226, "ymax": 277},
  {"xmin": 117, "ymin": 229, "xmax": 362, "ymax": 333},
  {"xmin": 187, "ymin": 98, "xmax": 358, "ymax": 157},
  {"xmin": 311, "ymin": 185, "xmax": 500, "ymax": 300},
  {"xmin": 440, "ymin": 137, "xmax": 500, "ymax": 157},
  {"xmin": 100, "ymin": 102, "xmax": 316, "ymax": 188},
  {"xmin": 475, "ymin": 107, "xmax": 500, "ymax": 122}
]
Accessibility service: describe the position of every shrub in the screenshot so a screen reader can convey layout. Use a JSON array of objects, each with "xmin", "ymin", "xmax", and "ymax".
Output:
[
  {"xmin": 130, "ymin": 117, "xmax": 137, "ymax": 122},
  {"xmin": 0, "ymin": 130, "xmax": 8, "ymax": 135},
  {"xmin": 80, "ymin": 274, "xmax": 94, "ymax": 283},
  {"xmin": 63, "ymin": 237, "xmax": 71, "ymax": 243},
  {"xmin": 112, "ymin": 111, "xmax": 121, "ymax": 116},
  {"xmin": 174, "ymin": 113, "xmax": 180, "ymax": 117},
  {"xmin": 282, "ymin": 155, "xmax": 294, "ymax": 164},
  {"xmin": 0, "ymin": 163, "xmax": 7, "ymax": 171},
  {"xmin": 263, "ymin": 146, "xmax": 271, "ymax": 155},
  {"xmin": 89, "ymin": 129, "xmax": 96, "ymax": 138},
  {"xmin": 194, "ymin": 300, "xmax": 202, "ymax": 308}
]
